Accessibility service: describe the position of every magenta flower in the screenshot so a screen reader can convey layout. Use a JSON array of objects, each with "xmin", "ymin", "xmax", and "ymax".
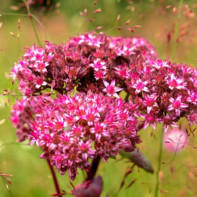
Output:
[
  {"xmin": 168, "ymin": 96, "xmax": 188, "ymax": 117},
  {"xmin": 11, "ymin": 92, "xmax": 141, "ymax": 180},
  {"xmin": 167, "ymin": 74, "xmax": 186, "ymax": 90},
  {"xmin": 132, "ymin": 79, "xmax": 149, "ymax": 94},
  {"xmin": 10, "ymin": 32, "xmax": 156, "ymax": 96},
  {"xmin": 10, "ymin": 32, "xmax": 197, "ymax": 185},
  {"xmin": 103, "ymin": 80, "xmax": 122, "ymax": 98}
]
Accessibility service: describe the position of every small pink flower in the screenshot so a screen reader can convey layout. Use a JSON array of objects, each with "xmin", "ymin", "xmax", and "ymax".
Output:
[
  {"xmin": 103, "ymin": 80, "xmax": 122, "ymax": 98},
  {"xmin": 115, "ymin": 66, "xmax": 129, "ymax": 79},
  {"xmin": 90, "ymin": 59, "xmax": 106, "ymax": 71},
  {"xmin": 167, "ymin": 74, "xmax": 186, "ymax": 90},
  {"xmin": 142, "ymin": 113, "xmax": 158, "ymax": 130},
  {"xmin": 163, "ymin": 128, "xmax": 188, "ymax": 152},
  {"xmin": 94, "ymin": 70, "xmax": 106, "ymax": 80},
  {"xmin": 35, "ymin": 76, "xmax": 47, "ymax": 89},
  {"xmin": 168, "ymin": 96, "xmax": 188, "ymax": 116},
  {"xmin": 132, "ymin": 79, "xmax": 149, "ymax": 94},
  {"xmin": 143, "ymin": 94, "xmax": 158, "ymax": 113}
]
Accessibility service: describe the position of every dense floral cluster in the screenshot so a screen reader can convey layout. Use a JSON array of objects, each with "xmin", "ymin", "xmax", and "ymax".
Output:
[
  {"xmin": 11, "ymin": 33, "xmax": 156, "ymax": 96},
  {"xmin": 126, "ymin": 58, "xmax": 197, "ymax": 132},
  {"xmin": 10, "ymin": 32, "xmax": 197, "ymax": 180},
  {"xmin": 11, "ymin": 93, "xmax": 141, "ymax": 179}
]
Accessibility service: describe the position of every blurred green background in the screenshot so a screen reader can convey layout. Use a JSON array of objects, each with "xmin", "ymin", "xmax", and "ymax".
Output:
[{"xmin": 0, "ymin": 0, "xmax": 197, "ymax": 196}]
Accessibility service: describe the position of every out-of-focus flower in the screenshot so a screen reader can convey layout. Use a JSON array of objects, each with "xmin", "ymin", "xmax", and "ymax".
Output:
[{"xmin": 163, "ymin": 128, "xmax": 188, "ymax": 152}]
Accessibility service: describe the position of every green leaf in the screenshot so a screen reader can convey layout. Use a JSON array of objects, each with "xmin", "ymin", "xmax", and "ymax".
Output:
[{"xmin": 109, "ymin": 155, "xmax": 116, "ymax": 160}]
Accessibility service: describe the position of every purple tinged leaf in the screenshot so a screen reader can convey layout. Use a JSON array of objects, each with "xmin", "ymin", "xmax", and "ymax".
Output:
[{"xmin": 120, "ymin": 149, "xmax": 154, "ymax": 173}]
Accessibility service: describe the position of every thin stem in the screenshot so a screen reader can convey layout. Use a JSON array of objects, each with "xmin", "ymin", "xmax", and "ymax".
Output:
[
  {"xmin": 172, "ymin": 0, "xmax": 183, "ymax": 60},
  {"xmin": 154, "ymin": 125, "xmax": 164, "ymax": 197},
  {"xmin": 0, "ymin": 12, "xmax": 46, "ymax": 30},
  {"xmin": 1, "ymin": 176, "xmax": 13, "ymax": 197},
  {"xmin": 86, "ymin": 156, "xmax": 101, "ymax": 180},
  {"xmin": 47, "ymin": 159, "xmax": 61, "ymax": 197},
  {"xmin": 23, "ymin": 0, "xmax": 42, "ymax": 47},
  {"xmin": 0, "ymin": 12, "xmax": 28, "ymax": 17}
]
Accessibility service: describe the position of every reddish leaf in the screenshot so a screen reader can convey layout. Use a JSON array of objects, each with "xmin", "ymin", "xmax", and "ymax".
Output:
[{"xmin": 126, "ymin": 179, "xmax": 136, "ymax": 189}]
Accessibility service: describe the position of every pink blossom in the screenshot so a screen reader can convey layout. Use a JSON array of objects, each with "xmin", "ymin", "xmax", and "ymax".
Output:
[
  {"xmin": 167, "ymin": 74, "xmax": 186, "ymax": 90},
  {"xmin": 11, "ymin": 93, "xmax": 140, "ymax": 180},
  {"xmin": 168, "ymin": 96, "xmax": 188, "ymax": 116},
  {"xmin": 132, "ymin": 79, "xmax": 149, "ymax": 94},
  {"xmin": 10, "ymin": 32, "xmax": 197, "ymax": 181},
  {"xmin": 163, "ymin": 128, "xmax": 188, "ymax": 152},
  {"xmin": 103, "ymin": 80, "xmax": 122, "ymax": 98}
]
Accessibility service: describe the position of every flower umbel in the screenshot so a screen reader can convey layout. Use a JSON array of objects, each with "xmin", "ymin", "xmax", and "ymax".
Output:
[
  {"xmin": 11, "ymin": 92, "xmax": 141, "ymax": 180},
  {"xmin": 10, "ymin": 32, "xmax": 197, "ymax": 183}
]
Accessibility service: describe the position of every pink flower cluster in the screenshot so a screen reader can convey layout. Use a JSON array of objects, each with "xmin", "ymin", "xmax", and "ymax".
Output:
[
  {"xmin": 11, "ymin": 33, "xmax": 156, "ymax": 96},
  {"xmin": 11, "ymin": 93, "xmax": 141, "ymax": 179},
  {"xmin": 126, "ymin": 58, "xmax": 197, "ymax": 132},
  {"xmin": 10, "ymin": 32, "xmax": 197, "ymax": 179}
]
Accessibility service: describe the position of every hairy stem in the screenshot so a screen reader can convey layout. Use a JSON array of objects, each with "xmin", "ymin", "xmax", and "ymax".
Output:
[
  {"xmin": 86, "ymin": 156, "xmax": 101, "ymax": 180},
  {"xmin": 23, "ymin": 0, "xmax": 42, "ymax": 47},
  {"xmin": 172, "ymin": 0, "xmax": 183, "ymax": 59},
  {"xmin": 47, "ymin": 159, "xmax": 61, "ymax": 197},
  {"xmin": 154, "ymin": 125, "xmax": 164, "ymax": 197}
]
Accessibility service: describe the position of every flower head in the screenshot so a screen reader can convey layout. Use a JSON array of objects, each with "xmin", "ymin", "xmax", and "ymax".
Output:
[
  {"xmin": 10, "ymin": 32, "xmax": 197, "ymax": 181},
  {"xmin": 11, "ymin": 93, "xmax": 140, "ymax": 180}
]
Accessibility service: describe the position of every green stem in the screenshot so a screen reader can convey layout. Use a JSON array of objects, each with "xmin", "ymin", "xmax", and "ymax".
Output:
[
  {"xmin": 23, "ymin": 0, "xmax": 42, "ymax": 47},
  {"xmin": 154, "ymin": 125, "xmax": 164, "ymax": 197},
  {"xmin": 172, "ymin": 0, "xmax": 183, "ymax": 60},
  {"xmin": 0, "ymin": 173, "xmax": 13, "ymax": 197}
]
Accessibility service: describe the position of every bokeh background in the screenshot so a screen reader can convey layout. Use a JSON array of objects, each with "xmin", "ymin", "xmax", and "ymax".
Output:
[{"xmin": 0, "ymin": 0, "xmax": 197, "ymax": 196}]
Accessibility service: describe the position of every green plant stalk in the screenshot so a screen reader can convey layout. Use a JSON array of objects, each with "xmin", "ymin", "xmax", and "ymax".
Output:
[
  {"xmin": 23, "ymin": 0, "xmax": 42, "ymax": 47},
  {"xmin": 154, "ymin": 125, "xmax": 164, "ymax": 197},
  {"xmin": 172, "ymin": 0, "xmax": 183, "ymax": 60}
]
